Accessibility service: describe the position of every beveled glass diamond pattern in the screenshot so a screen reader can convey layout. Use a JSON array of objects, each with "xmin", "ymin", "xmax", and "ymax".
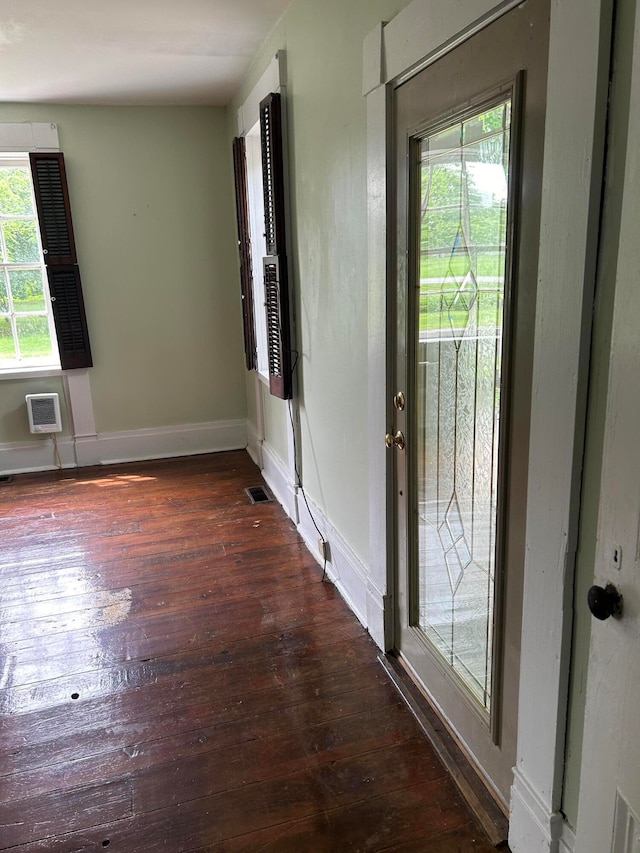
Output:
[
  {"xmin": 442, "ymin": 228, "xmax": 478, "ymax": 345},
  {"xmin": 416, "ymin": 95, "xmax": 512, "ymax": 712},
  {"xmin": 437, "ymin": 494, "xmax": 472, "ymax": 593}
]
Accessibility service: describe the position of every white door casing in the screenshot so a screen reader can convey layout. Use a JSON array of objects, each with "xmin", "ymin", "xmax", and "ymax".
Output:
[
  {"xmin": 365, "ymin": 0, "xmax": 612, "ymax": 850},
  {"xmin": 574, "ymin": 6, "xmax": 640, "ymax": 850}
]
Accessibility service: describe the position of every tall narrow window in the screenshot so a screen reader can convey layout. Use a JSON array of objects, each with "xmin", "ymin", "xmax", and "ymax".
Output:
[
  {"xmin": 0, "ymin": 154, "xmax": 59, "ymax": 371},
  {"xmin": 0, "ymin": 151, "xmax": 92, "ymax": 374}
]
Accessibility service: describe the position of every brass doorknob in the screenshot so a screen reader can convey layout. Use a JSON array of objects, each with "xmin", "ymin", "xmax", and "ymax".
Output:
[{"xmin": 385, "ymin": 431, "xmax": 405, "ymax": 450}]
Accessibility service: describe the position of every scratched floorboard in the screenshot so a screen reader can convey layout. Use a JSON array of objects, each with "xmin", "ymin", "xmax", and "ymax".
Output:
[{"xmin": 0, "ymin": 451, "xmax": 496, "ymax": 851}]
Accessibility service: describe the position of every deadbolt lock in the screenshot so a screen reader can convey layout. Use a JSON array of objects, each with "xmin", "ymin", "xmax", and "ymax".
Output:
[
  {"xmin": 393, "ymin": 391, "xmax": 406, "ymax": 411},
  {"xmin": 385, "ymin": 431, "xmax": 406, "ymax": 450}
]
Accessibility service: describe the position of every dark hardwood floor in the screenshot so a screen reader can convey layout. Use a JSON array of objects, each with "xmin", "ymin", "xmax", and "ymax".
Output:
[{"xmin": 0, "ymin": 451, "xmax": 497, "ymax": 851}]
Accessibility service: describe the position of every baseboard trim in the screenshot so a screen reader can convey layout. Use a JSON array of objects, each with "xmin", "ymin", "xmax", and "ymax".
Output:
[
  {"xmin": 0, "ymin": 435, "xmax": 76, "ymax": 474},
  {"xmin": 366, "ymin": 579, "xmax": 390, "ymax": 651},
  {"xmin": 258, "ymin": 438, "xmax": 381, "ymax": 640},
  {"xmin": 296, "ymin": 487, "xmax": 372, "ymax": 632},
  {"xmin": 261, "ymin": 442, "xmax": 297, "ymax": 522},
  {"xmin": 0, "ymin": 419, "xmax": 248, "ymax": 475},
  {"xmin": 246, "ymin": 422, "xmax": 263, "ymax": 470},
  {"xmin": 509, "ymin": 767, "xmax": 566, "ymax": 853},
  {"xmin": 559, "ymin": 823, "xmax": 575, "ymax": 853}
]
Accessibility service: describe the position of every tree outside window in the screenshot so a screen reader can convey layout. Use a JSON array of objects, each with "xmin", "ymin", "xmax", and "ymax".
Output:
[{"xmin": 0, "ymin": 157, "xmax": 59, "ymax": 370}]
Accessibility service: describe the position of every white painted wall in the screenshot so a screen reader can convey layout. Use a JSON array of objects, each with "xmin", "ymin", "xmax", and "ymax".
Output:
[{"xmin": 228, "ymin": 0, "xmax": 414, "ymax": 620}]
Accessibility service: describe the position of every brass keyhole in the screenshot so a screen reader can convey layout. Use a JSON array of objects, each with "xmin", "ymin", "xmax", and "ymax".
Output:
[{"xmin": 393, "ymin": 392, "xmax": 405, "ymax": 411}]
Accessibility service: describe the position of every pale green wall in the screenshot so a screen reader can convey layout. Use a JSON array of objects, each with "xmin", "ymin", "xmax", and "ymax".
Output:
[
  {"xmin": 1, "ymin": 376, "xmax": 70, "ymax": 439},
  {"xmin": 0, "ymin": 104, "xmax": 246, "ymax": 443},
  {"xmin": 261, "ymin": 385, "xmax": 290, "ymax": 467},
  {"xmin": 230, "ymin": 0, "xmax": 412, "ymax": 563}
]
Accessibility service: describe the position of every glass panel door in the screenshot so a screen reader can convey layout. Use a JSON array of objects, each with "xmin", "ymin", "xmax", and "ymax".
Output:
[
  {"xmin": 416, "ymin": 99, "xmax": 511, "ymax": 713},
  {"xmin": 392, "ymin": 0, "xmax": 549, "ymax": 803}
]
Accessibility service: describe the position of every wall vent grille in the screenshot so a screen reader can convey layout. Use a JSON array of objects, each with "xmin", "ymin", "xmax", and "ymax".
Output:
[{"xmin": 26, "ymin": 393, "xmax": 62, "ymax": 434}]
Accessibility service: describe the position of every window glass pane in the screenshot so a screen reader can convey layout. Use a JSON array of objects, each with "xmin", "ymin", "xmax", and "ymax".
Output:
[
  {"xmin": 415, "ymin": 96, "xmax": 512, "ymax": 712},
  {"xmin": 0, "ymin": 157, "xmax": 59, "ymax": 371},
  {"xmin": 0, "ymin": 167, "xmax": 34, "ymax": 216},
  {"xmin": 16, "ymin": 315, "xmax": 53, "ymax": 359},
  {"xmin": 9, "ymin": 269, "xmax": 45, "ymax": 312},
  {"xmin": 0, "ymin": 317, "xmax": 16, "ymax": 358},
  {"xmin": 4, "ymin": 219, "xmax": 40, "ymax": 263},
  {"xmin": 0, "ymin": 275, "xmax": 8, "ymax": 312}
]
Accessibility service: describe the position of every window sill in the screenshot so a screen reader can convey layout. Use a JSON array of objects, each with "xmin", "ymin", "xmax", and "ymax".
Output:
[
  {"xmin": 0, "ymin": 366, "xmax": 63, "ymax": 381},
  {"xmin": 256, "ymin": 369, "xmax": 270, "ymax": 387}
]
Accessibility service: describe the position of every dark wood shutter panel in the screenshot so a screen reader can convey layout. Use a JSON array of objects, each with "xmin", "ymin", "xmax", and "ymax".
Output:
[
  {"xmin": 232, "ymin": 137, "xmax": 257, "ymax": 371},
  {"xmin": 29, "ymin": 153, "xmax": 92, "ymax": 369},
  {"xmin": 47, "ymin": 266, "xmax": 93, "ymax": 369},
  {"xmin": 263, "ymin": 256, "xmax": 292, "ymax": 400},
  {"xmin": 29, "ymin": 153, "xmax": 77, "ymax": 265},
  {"xmin": 260, "ymin": 93, "xmax": 293, "ymax": 400},
  {"xmin": 260, "ymin": 93, "xmax": 286, "ymax": 257}
]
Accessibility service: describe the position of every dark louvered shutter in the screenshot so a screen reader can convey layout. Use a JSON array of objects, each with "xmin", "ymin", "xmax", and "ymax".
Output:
[
  {"xmin": 232, "ymin": 137, "xmax": 257, "ymax": 371},
  {"xmin": 263, "ymin": 255, "xmax": 291, "ymax": 398},
  {"xmin": 260, "ymin": 93, "xmax": 292, "ymax": 400},
  {"xmin": 29, "ymin": 153, "xmax": 92, "ymax": 369}
]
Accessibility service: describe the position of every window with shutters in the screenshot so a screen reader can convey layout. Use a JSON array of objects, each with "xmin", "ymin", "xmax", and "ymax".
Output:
[
  {"xmin": 233, "ymin": 92, "xmax": 293, "ymax": 400},
  {"xmin": 0, "ymin": 154, "xmax": 59, "ymax": 372},
  {"xmin": 0, "ymin": 151, "xmax": 92, "ymax": 376}
]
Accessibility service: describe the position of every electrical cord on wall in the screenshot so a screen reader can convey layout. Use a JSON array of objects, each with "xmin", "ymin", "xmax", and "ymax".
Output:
[
  {"xmin": 52, "ymin": 433, "xmax": 62, "ymax": 471},
  {"xmin": 286, "ymin": 347, "xmax": 329, "ymax": 583},
  {"xmin": 271, "ymin": 264, "xmax": 329, "ymax": 582}
]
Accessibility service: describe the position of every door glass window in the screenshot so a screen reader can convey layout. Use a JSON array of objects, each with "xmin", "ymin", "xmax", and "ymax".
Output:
[{"xmin": 416, "ymin": 97, "xmax": 511, "ymax": 712}]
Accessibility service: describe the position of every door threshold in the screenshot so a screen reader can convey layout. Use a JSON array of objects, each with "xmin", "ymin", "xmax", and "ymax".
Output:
[{"xmin": 378, "ymin": 652, "xmax": 510, "ymax": 849}]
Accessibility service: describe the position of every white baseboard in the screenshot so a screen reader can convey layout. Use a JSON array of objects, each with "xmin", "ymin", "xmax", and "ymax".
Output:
[
  {"xmin": 257, "ymin": 437, "xmax": 382, "ymax": 641},
  {"xmin": 94, "ymin": 419, "xmax": 247, "ymax": 465},
  {"xmin": 366, "ymin": 579, "xmax": 391, "ymax": 651},
  {"xmin": 261, "ymin": 441, "xmax": 297, "ymax": 522},
  {"xmin": 246, "ymin": 422, "xmax": 263, "ymax": 469},
  {"xmin": 510, "ymin": 767, "xmax": 566, "ymax": 853},
  {"xmin": 0, "ymin": 435, "xmax": 77, "ymax": 474},
  {"xmin": 296, "ymin": 487, "xmax": 380, "ymax": 636},
  {"xmin": 559, "ymin": 824, "xmax": 575, "ymax": 853},
  {"xmin": 0, "ymin": 419, "xmax": 247, "ymax": 475}
]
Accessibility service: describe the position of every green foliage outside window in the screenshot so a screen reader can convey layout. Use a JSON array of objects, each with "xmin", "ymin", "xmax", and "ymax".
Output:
[{"xmin": 0, "ymin": 165, "xmax": 55, "ymax": 363}]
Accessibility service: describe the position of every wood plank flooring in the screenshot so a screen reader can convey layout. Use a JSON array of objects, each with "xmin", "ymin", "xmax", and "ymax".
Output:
[{"xmin": 0, "ymin": 451, "xmax": 498, "ymax": 851}]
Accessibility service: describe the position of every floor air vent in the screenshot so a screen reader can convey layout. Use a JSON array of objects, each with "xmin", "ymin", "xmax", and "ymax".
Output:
[{"xmin": 245, "ymin": 485, "xmax": 272, "ymax": 504}]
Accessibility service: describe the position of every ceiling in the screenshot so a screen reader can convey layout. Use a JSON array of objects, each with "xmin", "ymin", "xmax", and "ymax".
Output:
[{"xmin": 0, "ymin": 0, "xmax": 292, "ymax": 106}]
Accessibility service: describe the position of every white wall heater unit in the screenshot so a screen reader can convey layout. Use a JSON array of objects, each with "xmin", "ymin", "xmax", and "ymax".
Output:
[{"xmin": 26, "ymin": 393, "xmax": 62, "ymax": 434}]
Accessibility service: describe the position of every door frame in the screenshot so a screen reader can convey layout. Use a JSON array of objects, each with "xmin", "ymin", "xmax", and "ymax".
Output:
[{"xmin": 364, "ymin": 1, "xmax": 613, "ymax": 851}]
